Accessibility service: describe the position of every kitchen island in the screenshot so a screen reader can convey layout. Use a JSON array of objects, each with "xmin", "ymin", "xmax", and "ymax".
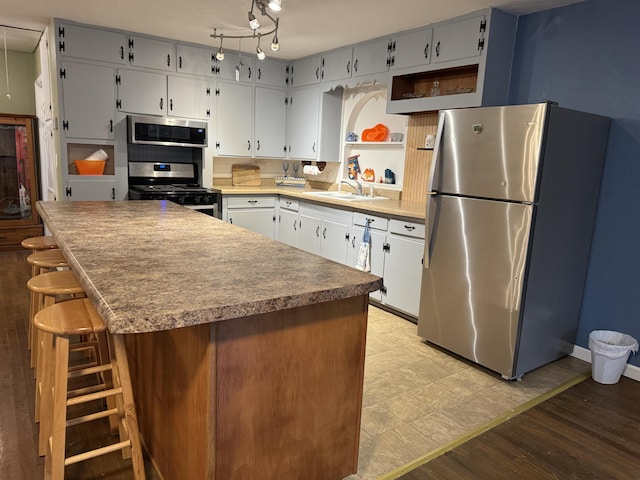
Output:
[{"xmin": 36, "ymin": 200, "xmax": 382, "ymax": 480}]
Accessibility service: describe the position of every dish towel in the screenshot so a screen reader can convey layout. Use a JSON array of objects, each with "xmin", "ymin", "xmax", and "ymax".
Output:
[{"xmin": 355, "ymin": 219, "xmax": 371, "ymax": 272}]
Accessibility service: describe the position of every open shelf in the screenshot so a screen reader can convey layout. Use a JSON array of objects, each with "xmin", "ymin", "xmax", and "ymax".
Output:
[
  {"xmin": 345, "ymin": 141, "xmax": 404, "ymax": 146},
  {"xmin": 390, "ymin": 64, "xmax": 479, "ymax": 102},
  {"xmin": 67, "ymin": 143, "xmax": 115, "ymax": 176}
]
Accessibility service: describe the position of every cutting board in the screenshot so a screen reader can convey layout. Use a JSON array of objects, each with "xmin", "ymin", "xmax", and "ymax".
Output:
[{"xmin": 232, "ymin": 164, "xmax": 261, "ymax": 186}]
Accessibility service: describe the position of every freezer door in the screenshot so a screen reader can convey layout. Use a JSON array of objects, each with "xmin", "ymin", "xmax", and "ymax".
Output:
[
  {"xmin": 436, "ymin": 103, "xmax": 546, "ymax": 203},
  {"xmin": 418, "ymin": 195, "xmax": 533, "ymax": 377}
]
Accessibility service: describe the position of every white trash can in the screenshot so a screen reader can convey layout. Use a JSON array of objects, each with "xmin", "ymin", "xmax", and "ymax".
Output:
[{"xmin": 589, "ymin": 330, "xmax": 639, "ymax": 384}]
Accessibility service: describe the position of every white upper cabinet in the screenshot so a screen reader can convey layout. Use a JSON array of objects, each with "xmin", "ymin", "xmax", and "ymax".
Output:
[
  {"xmin": 176, "ymin": 44, "xmax": 215, "ymax": 76},
  {"xmin": 390, "ymin": 28, "xmax": 433, "ymax": 71},
  {"xmin": 254, "ymin": 87, "xmax": 287, "ymax": 158},
  {"xmin": 117, "ymin": 69, "xmax": 167, "ymax": 116},
  {"xmin": 215, "ymin": 53, "xmax": 255, "ymax": 83},
  {"xmin": 57, "ymin": 24, "xmax": 126, "ymax": 64},
  {"xmin": 61, "ymin": 62, "xmax": 116, "ymax": 140},
  {"xmin": 255, "ymin": 58, "xmax": 288, "ymax": 87},
  {"xmin": 128, "ymin": 35, "xmax": 175, "ymax": 71},
  {"xmin": 352, "ymin": 38, "xmax": 391, "ymax": 77},
  {"xmin": 215, "ymin": 82, "xmax": 253, "ymax": 156},
  {"xmin": 287, "ymin": 86, "xmax": 319, "ymax": 160},
  {"xmin": 432, "ymin": 15, "xmax": 485, "ymax": 64},
  {"xmin": 167, "ymin": 76, "xmax": 211, "ymax": 119},
  {"xmin": 290, "ymin": 56, "xmax": 321, "ymax": 87},
  {"xmin": 321, "ymin": 48, "xmax": 353, "ymax": 82}
]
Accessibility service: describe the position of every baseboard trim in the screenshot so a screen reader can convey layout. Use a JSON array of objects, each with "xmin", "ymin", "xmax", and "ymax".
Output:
[{"xmin": 571, "ymin": 345, "xmax": 640, "ymax": 382}]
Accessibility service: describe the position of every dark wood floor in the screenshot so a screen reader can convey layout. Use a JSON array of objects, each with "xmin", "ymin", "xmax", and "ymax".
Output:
[
  {"xmin": 1, "ymin": 249, "xmax": 158, "ymax": 479},
  {"xmin": 3, "ymin": 249, "xmax": 640, "ymax": 480}
]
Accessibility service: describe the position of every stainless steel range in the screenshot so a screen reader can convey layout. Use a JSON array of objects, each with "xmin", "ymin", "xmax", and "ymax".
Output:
[{"xmin": 128, "ymin": 162, "xmax": 219, "ymax": 217}]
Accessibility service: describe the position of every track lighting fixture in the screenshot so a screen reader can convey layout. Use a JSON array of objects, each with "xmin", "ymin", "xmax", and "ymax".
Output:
[
  {"xmin": 211, "ymin": 0, "xmax": 283, "ymax": 61},
  {"xmin": 256, "ymin": 34, "xmax": 266, "ymax": 60},
  {"xmin": 216, "ymin": 34, "xmax": 225, "ymax": 61}
]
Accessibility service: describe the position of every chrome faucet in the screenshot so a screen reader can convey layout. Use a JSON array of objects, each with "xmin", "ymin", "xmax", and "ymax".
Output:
[{"xmin": 340, "ymin": 179, "xmax": 363, "ymax": 196}]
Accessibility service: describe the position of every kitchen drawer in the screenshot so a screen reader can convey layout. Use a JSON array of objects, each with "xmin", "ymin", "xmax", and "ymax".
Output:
[
  {"xmin": 0, "ymin": 225, "xmax": 44, "ymax": 250},
  {"xmin": 279, "ymin": 197, "xmax": 299, "ymax": 212},
  {"xmin": 389, "ymin": 219, "xmax": 425, "ymax": 239},
  {"xmin": 353, "ymin": 212, "xmax": 388, "ymax": 231},
  {"xmin": 226, "ymin": 196, "xmax": 276, "ymax": 209}
]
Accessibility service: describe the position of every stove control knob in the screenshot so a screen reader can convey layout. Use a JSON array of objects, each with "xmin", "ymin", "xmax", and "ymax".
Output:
[
  {"xmin": 177, "ymin": 196, "xmax": 185, "ymax": 205},
  {"xmin": 194, "ymin": 196, "xmax": 201, "ymax": 204}
]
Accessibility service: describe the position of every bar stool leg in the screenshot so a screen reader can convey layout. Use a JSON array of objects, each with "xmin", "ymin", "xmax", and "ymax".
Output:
[{"xmin": 46, "ymin": 334, "xmax": 71, "ymax": 480}]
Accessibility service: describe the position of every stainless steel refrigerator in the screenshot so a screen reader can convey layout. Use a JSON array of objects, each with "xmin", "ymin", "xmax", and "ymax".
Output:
[{"xmin": 417, "ymin": 103, "xmax": 610, "ymax": 379}]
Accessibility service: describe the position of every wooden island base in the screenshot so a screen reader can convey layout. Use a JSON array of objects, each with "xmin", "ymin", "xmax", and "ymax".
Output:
[{"xmin": 125, "ymin": 295, "xmax": 369, "ymax": 480}]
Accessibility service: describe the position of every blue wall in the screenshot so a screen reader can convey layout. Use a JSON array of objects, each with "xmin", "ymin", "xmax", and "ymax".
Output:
[{"xmin": 510, "ymin": 0, "xmax": 640, "ymax": 366}]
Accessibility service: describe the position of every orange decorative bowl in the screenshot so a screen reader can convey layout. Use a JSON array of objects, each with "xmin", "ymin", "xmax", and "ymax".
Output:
[{"xmin": 74, "ymin": 159, "xmax": 106, "ymax": 175}]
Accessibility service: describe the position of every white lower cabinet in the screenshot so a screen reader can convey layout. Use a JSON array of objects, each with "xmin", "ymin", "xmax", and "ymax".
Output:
[
  {"xmin": 347, "ymin": 212, "xmax": 388, "ymax": 301},
  {"xmin": 223, "ymin": 196, "xmax": 276, "ymax": 239},
  {"xmin": 66, "ymin": 178, "xmax": 117, "ymax": 201},
  {"xmin": 382, "ymin": 219, "xmax": 425, "ymax": 317},
  {"xmin": 348, "ymin": 213, "xmax": 424, "ymax": 317},
  {"xmin": 298, "ymin": 202, "xmax": 351, "ymax": 264},
  {"xmin": 277, "ymin": 198, "xmax": 300, "ymax": 247}
]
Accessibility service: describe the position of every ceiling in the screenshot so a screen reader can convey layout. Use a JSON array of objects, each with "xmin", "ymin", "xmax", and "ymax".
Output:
[{"xmin": 2, "ymin": 0, "xmax": 582, "ymax": 59}]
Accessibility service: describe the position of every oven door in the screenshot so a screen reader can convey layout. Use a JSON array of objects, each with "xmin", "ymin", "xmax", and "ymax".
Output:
[{"xmin": 183, "ymin": 204, "xmax": 219, "ymax": 218}]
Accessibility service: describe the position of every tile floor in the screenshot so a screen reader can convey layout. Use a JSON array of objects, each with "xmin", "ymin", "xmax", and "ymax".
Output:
[{"xmin": 348, "ymin": 306, "xmax": 591, "ymax": 480}]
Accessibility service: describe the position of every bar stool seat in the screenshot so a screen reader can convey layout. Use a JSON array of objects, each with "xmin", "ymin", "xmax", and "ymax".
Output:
[
  {"xmin": 26, "ymin": 249, "xmax": 68, "ymax": 274},
  {"xmin": 34, "ymin": 299, "xmax": 145, "ymax": 480},
  {"xmin": 21, "ymin": 235, "xmax": 58, "ymax": 251},
  {"xmin": 27, "ymin": 270, "xmax": 87, "ymax": 425}
]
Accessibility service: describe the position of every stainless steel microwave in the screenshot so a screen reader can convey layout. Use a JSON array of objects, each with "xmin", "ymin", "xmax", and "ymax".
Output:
[{"xmin": 127, "ymin": 115, "xmax": 207, "ymax": 148}]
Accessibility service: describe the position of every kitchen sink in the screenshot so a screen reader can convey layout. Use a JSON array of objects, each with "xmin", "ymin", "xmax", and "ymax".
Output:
[{"xmin": 302, "ymin": 191, "xmax": 389, "ymax": 201}]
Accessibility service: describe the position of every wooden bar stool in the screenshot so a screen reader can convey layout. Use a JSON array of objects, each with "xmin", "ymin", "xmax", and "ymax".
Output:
[
  {"xmin": 21, "ymin": 235, "xmax": 58, "ymax": 252},
  {"xmin": 26, "ymin": 249, "xmax": 69, "ymax": 363},
  {"xmin": 34, "ymin": 299, "xmax": 145, "ymax": 480},
  {"xmin": 27, "ymin": 270, "xmax": 87, "ymax": 424}
]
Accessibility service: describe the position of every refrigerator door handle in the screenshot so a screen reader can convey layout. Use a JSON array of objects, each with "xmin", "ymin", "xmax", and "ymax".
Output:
[{"xmin": 423, "ymin": 193, "xmax": 440, "ymax": 269}]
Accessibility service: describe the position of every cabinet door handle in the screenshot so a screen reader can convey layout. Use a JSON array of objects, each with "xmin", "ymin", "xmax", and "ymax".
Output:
[
  {"xmin": 159, "ymin": 98, "xmax": 164, "ymax": 110},
  {"xmin": 169, "ymin": 98, "xmax": 173, "ymax": 111},
  {"xmin": 248, "ymin": 140, "xmax": 251, "ymax": 151},
  {"xmin": 424, "ymin": 43, "xmax": 429, "ymax": 59},
  {"xmin": 258, "ymin": 68, "xmax": 262, "ymax": 80},
  {"xmin": 404, "ymin": 225, "xmax": 416, "ymax": 231},
  {"xmin": 109, "ymin": 119, "xmax": 113, "ymax": 132},
  {"xmin": 248, "ymin": 67, "xmax": 252, "ymax": 79},
  {"xmin": 167, "ymin": 54, "xmax": 171, "ymax": 67},
  {"xmin": 435, "ymin": 41, "xmax": 440, "ymax": 57},
  {"xmin": 315, "ymin": 67, "xmax": 319, "ymax": 79},
  {"xmin": 352, "ymin": 237, "xmax": 356, "ymax": 247},
  {"xmin": 229, "ymin": 217, "xmax": 233, "ymax": 224},
  {"xmin": 316, "ymin": 226, "xmax": 320, "ymax": 237},
  {"xmin": 120, "ymin": 46, "xmax": 124, "ymax": 60},
  {"xmin": 256, "ymin": 140, "xmax": 261, "ymax": 151},
  {"xmin": 248, "ymin": 200, "xmax": 258, "ymax": 204},
  {"xmin": 179, "ymin": 56, "xmax": 183, "ymax": 69},
  {"xmin": 346, "ymin": 60, "xmax": 351, "ymax": 74},
  {"xmin": 322, "ymin": 227, "xmax": 326, "ymax": 239},
  {"xmin": 353, "ymin": 59, "xmax": 358, "ymax": 72},
  {"xmin": 312, "ymin": 142, "xmax": 316, "ymax": 153},
  {"xmin": 293, "ymin": 220, "xmax": 297, "ymax": 231}
]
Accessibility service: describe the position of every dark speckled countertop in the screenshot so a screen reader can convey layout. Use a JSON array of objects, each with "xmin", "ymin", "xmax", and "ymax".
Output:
[{"xmin": 37, "ymin": 200, "xmax": 382, "ymax": 334}]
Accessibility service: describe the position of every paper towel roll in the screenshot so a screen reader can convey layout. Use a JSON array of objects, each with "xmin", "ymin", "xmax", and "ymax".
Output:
[{"xmin": 303, "ymin": 165, "xmax": 320, "ymax": 175}]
